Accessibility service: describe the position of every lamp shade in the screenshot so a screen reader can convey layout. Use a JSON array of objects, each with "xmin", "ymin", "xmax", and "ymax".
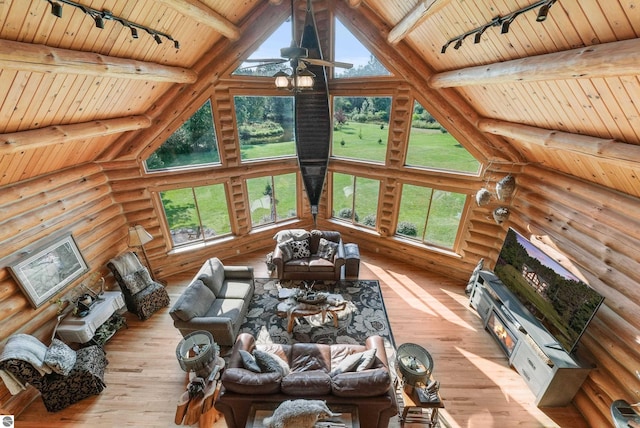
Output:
[{"xmin": 128, "ymin": 225, "xmax": 153, "ymax": 247}]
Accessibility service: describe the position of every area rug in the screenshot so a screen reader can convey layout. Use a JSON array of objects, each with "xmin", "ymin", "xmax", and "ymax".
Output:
[{"xmin": 238, "ymin": 278, "xmax": 396, "ymax": 354}]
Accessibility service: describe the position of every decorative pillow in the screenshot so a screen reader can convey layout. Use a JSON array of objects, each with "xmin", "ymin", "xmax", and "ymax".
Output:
[
  {"xmin": 254, "ymin": 350, "xmax": 290, "ymax": 376},
  {"xmin": 170, "ymin": 280, "xmax": 215, "ymax": 321},
  {"xmin": 273, "ymin": 229, "xmax": 310, "ymax": 243},
  {"xmin": 290, "ymin": 239, "xmax": 311, "ymax": 259},
  {"xmin": 239, "ymin": 350, "xmax": 261, "ymax": 373},
  {"xmin": 122, "ymin": 269, "xmax": 152, "ymax": 295},
  {"xmin": 44, "ymin": 339, "xmax": 76, "ymax": 376},
  {"xmin": 277, "ymin": 239, "xmax": 294, "ymax": 262},
  {"xmin": 317, "ymin": 238, "xmax": 339, "ymax": 260},
  {"xmin": 330, "ymin": 348, "xmax": 377, "ymax": 377}
]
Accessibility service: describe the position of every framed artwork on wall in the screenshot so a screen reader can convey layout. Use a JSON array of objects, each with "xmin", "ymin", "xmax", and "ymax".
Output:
[{"xmin": 8, "ymin": 234, "xmax": 89, "ymax": 308}]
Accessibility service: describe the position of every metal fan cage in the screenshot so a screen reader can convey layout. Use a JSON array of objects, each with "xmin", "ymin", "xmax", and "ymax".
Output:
[{"xmin": 395, "ymin": 343, "xmax": 434, "ymax": 387}]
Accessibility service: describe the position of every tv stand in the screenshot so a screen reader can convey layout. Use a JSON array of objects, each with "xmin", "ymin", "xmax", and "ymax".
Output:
[{"xmin": 469, "ymin": 270, "xmax": 590, "ymax": 407}]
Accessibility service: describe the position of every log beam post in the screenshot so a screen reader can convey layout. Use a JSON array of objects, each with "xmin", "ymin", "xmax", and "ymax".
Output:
[
  {"xmin": 0, "ymin": 40, "xmax": 197, "ymax": 84},
  {"xmin": 155, "ymin": 0, "xmax": 240, "ymax": 40}
]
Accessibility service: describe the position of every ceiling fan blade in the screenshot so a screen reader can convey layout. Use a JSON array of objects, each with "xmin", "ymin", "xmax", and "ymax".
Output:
[
  {"xmin": 303, "ymin": 58, "xmax": 353, "ymax": 69},
  {"xmin": 236, "ymin": 60, "xmax": 288, "ymax": 72},
  {"xmin": 242, "ymin": 58, "xmax": 287, "ymax": 64},
  {"xmin": 281, "ymin": 46, "xmax": 308, "ymax": 59}
]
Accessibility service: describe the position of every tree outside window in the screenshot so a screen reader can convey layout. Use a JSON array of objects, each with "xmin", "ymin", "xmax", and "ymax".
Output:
[
  {"xmin": 160, "ymin": 184, "xmax": 231, "ymax": 246},
  {"xmin": 332, "ymin": 173, "xmax": 379, "ymax": 228},
  {"xmin": 396, "ymin": 184, "xmax": 466, "ymax": 249},
  {"xmin": 247, "ymin": 174, "xmax": 297, "ymax": 226}
]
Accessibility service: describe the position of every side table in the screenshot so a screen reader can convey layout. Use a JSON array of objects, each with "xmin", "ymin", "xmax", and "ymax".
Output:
[
  {"xmin": 397, "ymin": 380, "xmax": 444, "ymax": 427},
  {"xmin": 56, "ymin": 291, "xmax": 125, "ymax": 344}
]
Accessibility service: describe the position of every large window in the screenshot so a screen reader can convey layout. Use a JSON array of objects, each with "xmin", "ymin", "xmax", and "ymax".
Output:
[
  {"xmin": 405, "ymin": 101, "xmax": 480, "ymax": 174},
  {"xmin": 247, "ymin": 173, "xmax": 297, "ymax": 226},
  {"xmin": 332, "ymin": 96, "xmax": 391, "ymax": 163},
  {"xmin": 146, "ymin": 100, "xmax": 220, "ymax": 171},
  {"xmin": 396, "ymin": 184, "xmax": 466, "ymax": 249},
  {"xmin": 160, "ymin": 184, "xmax": 231, "ymax": 247},
  {"xmin": 234, "ymin": 96, "xmax": 295, "ymax": 161},
  {"xmin": 332, "ymin": 173, "xmax": 379, "ymax": 228}
]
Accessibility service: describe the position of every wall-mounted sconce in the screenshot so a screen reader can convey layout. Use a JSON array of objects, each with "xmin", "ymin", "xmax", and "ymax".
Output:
[
  {"xmin": 441, "ymin": 0, "xmax": 557, "ymax": 54},
  {"xmin": 496, "ymin": 174, "xmax": 516, "ymax": 201},
  {"xmin": 44, "ymin": 0, "xmax": 180, "ymax": 49},
  {"xmin": 493, "ymin": 207, "xmax": 510, "ymax": 225}
]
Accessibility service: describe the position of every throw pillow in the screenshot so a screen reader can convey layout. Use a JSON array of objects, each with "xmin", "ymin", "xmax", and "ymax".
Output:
[
  {"xmin": 239, "ymin": 350, "xmax": 261, "ymax": 373},
  {"xmin": 122, "ymin": 270, "xmax": 152, "ymax": 295},
  {"xmin": 254, "ymin": 350, "xmax": 290, "ymax": 376},
  {"xmin": 44, "ymin": 339, "xmax": 76, "ymax": 376},
  {"xmin": 290, "ymin": 239, "xmax": 311, "ymax": 259},
  {"xmin": 277, "ymin": 239, "xmax": 294, "ymax": 262},
  {"xmin": 316, "ymin": 238, "xmax": 339, "ymax": 260},
  {"xmin": 330, "ymin": 349, "xmax": 377, "ymax": 377},
  {"xmin": 170, "ymin": 280, "xmax": 215, "ymax": 321}
]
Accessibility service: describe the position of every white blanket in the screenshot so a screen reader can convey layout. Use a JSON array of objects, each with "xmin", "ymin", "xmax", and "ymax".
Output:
[
  {"xmin": 109, "ymin": 252, "xmax": 143, "ymax": 276},
  {"xmin": 0, "ymin": 334, "xmax": 53, "ymax": 395}
]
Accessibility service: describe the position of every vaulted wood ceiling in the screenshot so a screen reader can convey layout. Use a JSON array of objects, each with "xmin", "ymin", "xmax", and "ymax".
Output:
[{"xmin": 1, "ymin": 0, "xmax": 639, "ymax": 196}]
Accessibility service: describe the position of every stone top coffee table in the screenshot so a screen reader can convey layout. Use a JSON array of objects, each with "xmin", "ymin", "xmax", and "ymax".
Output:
[{"xmin": 276, "ymin": 291, "xmax": 347, "ymax": 333}]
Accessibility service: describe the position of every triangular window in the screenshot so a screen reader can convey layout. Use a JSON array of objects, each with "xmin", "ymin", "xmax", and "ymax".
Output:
[
  {"xmin": 405, "ymin": 101, "xmax": 480, "ymax": 174},
  {"xmin": 233, "ymin": 19, "xmax": 292, "ymax": 77},
  {"xmin": 334, "ymin": 18, "xmax": 391, "ymax": 78},
  {"xmin": 145, "ymin": 100, "xmax": 220, "ymax": 171}
]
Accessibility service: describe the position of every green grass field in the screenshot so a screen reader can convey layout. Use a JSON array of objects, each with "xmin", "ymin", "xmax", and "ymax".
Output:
[{"xmin": 161, "ymin": 123, "xmax": 477, "ymax": 247}]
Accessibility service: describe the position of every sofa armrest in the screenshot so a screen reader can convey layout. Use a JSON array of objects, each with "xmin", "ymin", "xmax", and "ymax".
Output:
[
  {"xmin": 175, "ymin": 316, "xmax": 233, "ymax": 330},
  {"xmin": 366, "ymin": 335, "xmax": 389, "ymax": 368},
  {"xmin": 228, "ymin": 333, "xmax": 257, "ymax": 368},
  {"xmin": 224, "ymin": 265, "xmax": 254, "ymax": 279},
  {"xmin": 272, "ymin": 246, "xmax": 285, "ymax": 273},
  {"xmin": 332, "ymin": 240, "xmax": 346, "ymax": 267}
]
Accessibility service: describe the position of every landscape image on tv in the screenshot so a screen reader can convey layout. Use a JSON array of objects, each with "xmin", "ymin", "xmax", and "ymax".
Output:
[{"xmin": 495, "ymin": 228, "xmax": 604, "ymax": 354}]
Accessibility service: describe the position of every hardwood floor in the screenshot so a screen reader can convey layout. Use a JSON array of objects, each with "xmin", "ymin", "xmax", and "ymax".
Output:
[{"xmin": 13, "ymin": 250, "xmax": 589, "ymax": 427}]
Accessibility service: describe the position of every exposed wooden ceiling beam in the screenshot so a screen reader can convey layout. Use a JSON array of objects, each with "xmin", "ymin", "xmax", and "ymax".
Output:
[
  {"xmin": 388, "ymin": 1, "xmax": 449, "ymax": 45},
  {"xmin": 429, "ymin": 38, "xmax": 640, "ymax": 88},
  {"xmin": 0, "ymin": 39, "xmax": 197, "ymax": 84},
  {"xmin": 0, "ymin": 116, "xmax": 151, "ymax": 154},
  {"xmin": 479, "ymin": 118, "xmax": 640, "ymax": 169},
  {"xmin": 154, "ymin": 0, "xmax": 240, "ymax": 40},
  {"xmin": 346, "ymin": 0, "xmax": 362, "ymax": 7}
]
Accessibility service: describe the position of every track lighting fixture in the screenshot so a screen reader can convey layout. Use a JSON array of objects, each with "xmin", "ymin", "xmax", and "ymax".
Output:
[
  {"xmin": 43, "ymin": 0, "xmax": 180, "ymax": 49},
  {"xmin": 441, "ymin": 0, "xmax": 557, "ymax": 54}
]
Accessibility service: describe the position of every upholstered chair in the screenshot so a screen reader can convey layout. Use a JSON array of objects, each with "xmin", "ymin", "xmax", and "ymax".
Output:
[
  {"xmin": 0, "ymin": 334, "xmax": 108, "ymax": 412},
  {"xmin": 107, "ymin": 251, "xmax": 170, "ymax": 320}
]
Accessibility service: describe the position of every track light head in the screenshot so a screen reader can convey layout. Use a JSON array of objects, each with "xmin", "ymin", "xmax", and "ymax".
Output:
[
  {"xmin": 153, "ymin": 34, "xmax": 162, "ymax": 44},
  {"xmin": 50, "ymin": 1, "xmax": 63, "ymax": 18},
  {"xmin": 537, "ymin": 4, "xmax": 550, "ymax": 22},
  {"xmin": 173, "ymin": 40, "xmax": 180, "ymax": 49},
  {"xmin": 130, "ymin": 26, "xmax": 138, "ymax": 39},
  {"xmin": 454, "ymin": 39, "xmax": 463, "ymax": 50},
  {"xmin": 474, "ymin": 32, "xmax": 482, "ymax": 44},
  {"xmin": 94, "ymin": 16, "xmax": 104, "ymax": 29}
]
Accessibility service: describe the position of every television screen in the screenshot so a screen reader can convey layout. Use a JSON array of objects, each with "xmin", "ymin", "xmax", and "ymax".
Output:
[{"xmin": 495, "ymin": 228, "xmax": 604, "ymax": 354}]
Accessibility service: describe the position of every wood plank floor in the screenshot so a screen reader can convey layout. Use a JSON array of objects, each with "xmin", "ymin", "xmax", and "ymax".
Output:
[{"xmin": 13, "ymin": 250, "xmax": 589, "ymax": 427}]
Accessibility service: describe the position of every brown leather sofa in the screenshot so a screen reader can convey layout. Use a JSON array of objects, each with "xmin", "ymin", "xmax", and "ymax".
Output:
[
  {"xmin": 215, "ymin": 333, "xmax": 397, "ymax": 428},
  {"xmin": 272, "ymin": 229, "xmax": 346, "ymax": 281}
]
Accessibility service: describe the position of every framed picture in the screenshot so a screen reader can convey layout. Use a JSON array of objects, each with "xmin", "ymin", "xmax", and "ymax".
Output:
[{"xmin": 8, "ymin": 234, "xmax": 89, "ymax": 308}]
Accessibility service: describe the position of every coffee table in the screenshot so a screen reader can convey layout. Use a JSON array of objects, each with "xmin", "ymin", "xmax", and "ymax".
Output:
[{"xmin": 276, "ymin": 293, "xmax": 347, "ymax": 333}]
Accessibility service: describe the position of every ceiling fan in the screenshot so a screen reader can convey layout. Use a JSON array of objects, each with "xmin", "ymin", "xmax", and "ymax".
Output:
[{"xmin": 240, "ymin": 0, "xmax": 353, "ymax": 73}]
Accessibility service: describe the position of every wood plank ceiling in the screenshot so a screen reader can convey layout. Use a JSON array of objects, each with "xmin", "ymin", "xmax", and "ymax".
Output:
[{"xmin": 1, "ymin": 0, "xmax": 639, "ymax": 192}]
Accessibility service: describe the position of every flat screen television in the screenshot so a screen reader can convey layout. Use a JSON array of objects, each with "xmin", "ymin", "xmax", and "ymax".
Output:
[{"xmin": 494, "ymin": 228, "xmax": 604, "ymax": 354}]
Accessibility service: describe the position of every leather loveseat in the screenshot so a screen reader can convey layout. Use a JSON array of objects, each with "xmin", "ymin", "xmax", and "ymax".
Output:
[
  {"xmin": 169, "ymin": 257, "xmax": 254, "ymax": 346},
  {"xmin": 215, "ymin": 333, "xmax": 397, "ymax": 428},
  {"xmin": 272, "ymin": 229, "xmax": 346, "ymax": 281}
]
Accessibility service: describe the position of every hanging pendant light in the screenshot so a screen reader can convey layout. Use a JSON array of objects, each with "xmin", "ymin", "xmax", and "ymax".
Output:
[
  {"xmin": 475, "ymin": 188, "xmax": 492, "ymax": 206},
  {"xmin": 496, "ymin": 175, "xmax": 516, "ymax": 201}
]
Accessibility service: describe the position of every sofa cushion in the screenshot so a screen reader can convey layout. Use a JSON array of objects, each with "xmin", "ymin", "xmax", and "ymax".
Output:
[
  {"xmin": 307, "ymin": 256, "xmax": 335, "ymax": 272},
  {"xmin": 221, "ymin": 368, "xmax": 282, "ymax": 394},
  {"xmin": 277, "ymin": 239, "xmax": 295, "ymax": 262},
  {"xmin": 122, "ymin": 269, "xmax": 153, "ymax": 295},
  {"xmin": 170, "ymin": 280, "xmax": 215, "ymax": 321},
  {"xmin": 254, "ymin": 350, "xmax": 290, "ymax": 375},
  {"xmin": 281, "ymin": 370, "xmax": 332, "ymax": 395},
  {"xmin": 274, "ymin": 229, "xmax": 310, "ymax": 243},
  {"xmin": 330, "ymin": 349, "xmax": 376, "ymax": 377},
  {"xmin": 204, "ymin": 298, "xmax": 245, "ymax": 322},
  {"xmin": 290, "ymin": 239, "xmax": 311, "ymax": 259},
  {"xmin": 44, "ymin": 339, "xmax": 76, "ymax": 376},
  {"xmin": 283, "ymin": 258, "xmax": 310, "ymax": 272},
  {"xmin": 216, "ymin": 280, "xmax": 253, "ymax": 300},
  {"xmin": 331, "ymin": 367, "xmax": 391, "ymax": 397},
  {"xmin": 317, "ymin": 238, "xmax": 339, "ymax": 260},
  {"xmin": 239, "ymin": 350, "xmax": 261, "ymax": 373}
]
